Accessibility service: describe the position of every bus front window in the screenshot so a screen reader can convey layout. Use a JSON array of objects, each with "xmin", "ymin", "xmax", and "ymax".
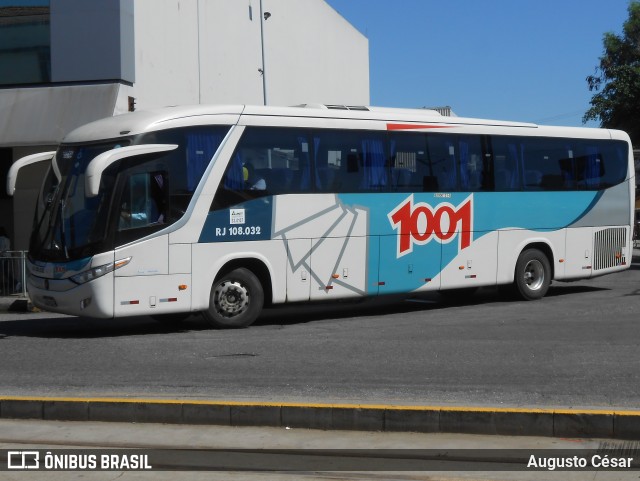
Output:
[{"xmin": 30, "ymin": 142, "xmax": 125, "ymax": 262}]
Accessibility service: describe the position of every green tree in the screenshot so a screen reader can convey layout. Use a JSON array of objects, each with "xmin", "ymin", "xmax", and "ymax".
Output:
[{"xmin": 584, "ymin": 1, "xmax": 640, "ymax": 144}]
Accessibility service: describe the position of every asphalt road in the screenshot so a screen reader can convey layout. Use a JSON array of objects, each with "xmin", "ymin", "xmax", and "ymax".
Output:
[{"xmin": 0, "ymin": 260, "xmax": 639, "ymax": 409}]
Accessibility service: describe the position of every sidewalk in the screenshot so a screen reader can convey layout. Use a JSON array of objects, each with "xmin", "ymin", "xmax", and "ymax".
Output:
[{"xmin": 1, "ymin": 418, "xmax": 635, "ymax": 480}]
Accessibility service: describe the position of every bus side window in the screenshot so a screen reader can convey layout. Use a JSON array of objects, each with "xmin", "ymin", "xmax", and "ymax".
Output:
[
  {"xmin": 388, "ymin": 132, "xmax": 429, "ymax": 192},
  {"xmin": 314, "ymin": 131, "xmax": 363, "ymax": 193},
  {"xmin": 573, "ymin": 140, "xmax": 627, "ymax": 190},
  {"xmin": 427, "ymin": 134, "xmax": 457, "ymax": 192},
  {"xmin": 212, "ymin": 127, "xmax": 312, "ymax": 210},
  {"xmin": 457, "ymin": 135, "xmax": 485, "ymax": 191},
  {"xmin": 490, "ymin": 137, "xmax": 523, "ymax": 191},
  {"xmin": 119, "ymin": 171, "xmax": 168, "ymax": 231}
]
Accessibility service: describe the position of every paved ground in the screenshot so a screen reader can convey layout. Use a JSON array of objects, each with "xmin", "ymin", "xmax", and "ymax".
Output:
[{"xmin": 1, "ymin": 255, "xmax": 640, "ymax": 478}]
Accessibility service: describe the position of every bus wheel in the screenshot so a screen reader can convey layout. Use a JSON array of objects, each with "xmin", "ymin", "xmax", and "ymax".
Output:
[
  {"xmin": 204, "ymin": 267, "xmax": 264, "ymax": 328},
  {"xmin": 514, "ymin": 248, "xmax": 551, "ymax": 300}
]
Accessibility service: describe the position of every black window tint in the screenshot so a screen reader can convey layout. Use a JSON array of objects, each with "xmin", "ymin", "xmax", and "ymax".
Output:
[
  {"xmin": 140, "ymin": 126, "xmax": 229, "ymax": 219},
  {"xmin": 491, "ymin": 136, "xmax": 524, "ymax": 191},
  {"xmin": 427, "ymin": 134, "xmax": 457, "ymax": 191},
  {"xmin": 489, "ymin": 136, "xmax": 628, "ymax": 192},
  {"xmin": 315, "ymin": 130, "xmax": 387, "ymax": 193},
  {"xmin": 572, "ymin": 139, "xmax": 628, "ymax": 190},
  {"xmin": 520, "ymin": 138, "xmax": 573, "ymax": 191},
  {"xmin": 389, "ymin": 133, "xmax": 433, "ymax": 192},
  {"xmin": 213, "ymin": 127, "xmax": 311, "ymax": 210},
  {"xmin": 425, "ymin": 134, "xmax": 485, "ymax": 192},
  {"xmin": 459, "ymin": 135, "xmax": 488, "ymax": 191}
]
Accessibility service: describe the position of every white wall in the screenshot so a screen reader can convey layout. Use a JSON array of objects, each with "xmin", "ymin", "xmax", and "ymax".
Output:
[
  {"xmin": 132, "ymin": 0, "xmax": 201, "ymax": 109},
  {"xmin": 256, "ymin": 0, "xmax": 369, "ymax": 106},
  {"xmin": 131, "ymin": 0, "xmax": 369, "ymax": 109},
  {"xmin": 198, "ymin": 0, "xmax": 265, "ymax": 105}
]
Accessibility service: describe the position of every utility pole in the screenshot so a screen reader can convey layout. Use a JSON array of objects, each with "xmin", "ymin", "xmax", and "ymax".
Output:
[{"xmin": 259, "ymin": 0, "xmax": 270, "ymax": 105}]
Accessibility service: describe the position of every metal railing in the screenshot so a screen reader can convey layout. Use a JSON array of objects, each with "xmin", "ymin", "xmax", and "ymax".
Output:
[{"xmin": 0, "ymin": 250, "xmax": 27, "ymax": 297}]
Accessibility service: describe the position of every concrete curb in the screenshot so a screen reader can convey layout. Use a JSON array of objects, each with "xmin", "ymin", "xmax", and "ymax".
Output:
[
  {"xmin": 1, "ymin": 396, "xmax": 639, "ymax": 439},
  {"xmin": 0, "ymin": 296, "xmax": 33, "ymax": 313}
]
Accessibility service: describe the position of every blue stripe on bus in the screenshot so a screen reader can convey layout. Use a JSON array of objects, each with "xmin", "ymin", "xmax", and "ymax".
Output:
[{"xmin": 199, "ymin": 191, "xmax": 601, "ymax": 295}]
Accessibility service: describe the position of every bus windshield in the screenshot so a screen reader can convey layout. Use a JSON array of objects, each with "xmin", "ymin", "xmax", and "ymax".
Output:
[
  {"xmin": 29, "ymin": 125, "xmax": 232, "ymax": 262},
  {"xmin": 30, "ymin": 141, "xmax": 127, "ymax": 262}
]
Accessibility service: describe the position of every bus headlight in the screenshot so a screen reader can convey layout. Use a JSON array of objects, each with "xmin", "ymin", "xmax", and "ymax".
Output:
[{"xmin": 70, "ymin": 257, "xmax": 131, "ymax": 285}]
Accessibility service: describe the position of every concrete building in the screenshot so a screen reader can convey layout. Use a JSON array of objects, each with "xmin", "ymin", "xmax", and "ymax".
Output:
[{"xmin": 0, "ymin": 0, "xmax": 369, "ymax": 250}]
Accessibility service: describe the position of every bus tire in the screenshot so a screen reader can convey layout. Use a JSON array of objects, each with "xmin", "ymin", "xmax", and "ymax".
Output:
[
  {"xmin": 203, "ymin": 267, "xmax": 263, "ymax": 328},
  {"xmin": 514, "ymin": 248, "xmax": 551, "ymax": 300}
]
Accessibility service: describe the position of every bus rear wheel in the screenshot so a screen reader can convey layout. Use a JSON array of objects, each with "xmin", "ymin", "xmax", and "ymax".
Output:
[
  {"xmin": 203, "ymin": 267, "xmax": 264, "ymax": 328},
  {"xmin": 514, "ymin": 248, "xmax": 551, "ymax": 300}
]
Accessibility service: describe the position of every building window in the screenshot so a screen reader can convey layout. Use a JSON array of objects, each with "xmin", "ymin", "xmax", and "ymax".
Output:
[{"xmin": 0, "ymin": 2, "xmax": 51, "ymax": 86}]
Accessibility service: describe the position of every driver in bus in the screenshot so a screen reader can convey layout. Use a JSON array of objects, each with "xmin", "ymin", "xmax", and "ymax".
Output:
[
  {"xmin": 243, "ymin": 162, "xmax": 266, "ymax": 190},
  {"xmin": 120, "ymin": 177, "xmax": 164, "ymax": 228}
]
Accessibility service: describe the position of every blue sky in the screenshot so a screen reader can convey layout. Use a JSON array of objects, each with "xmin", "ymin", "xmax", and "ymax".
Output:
[{"xmin": 325, "ymin": 0, "xmax": 631, "ymax": 127}]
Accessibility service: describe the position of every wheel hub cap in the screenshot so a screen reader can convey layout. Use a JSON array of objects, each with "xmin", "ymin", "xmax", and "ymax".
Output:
[
  {"xmin": 214, "ymin": 281, "xmax": 249, "ymax": 317},
  {"xmin": 524, "ymin": 259, "xmax": 544, "ymax": 291}
]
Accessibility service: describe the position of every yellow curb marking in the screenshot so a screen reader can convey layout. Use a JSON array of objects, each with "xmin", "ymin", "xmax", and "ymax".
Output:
[{"xmin": 1, "ymin": 396, "xmax": 639, "ymax": 416}]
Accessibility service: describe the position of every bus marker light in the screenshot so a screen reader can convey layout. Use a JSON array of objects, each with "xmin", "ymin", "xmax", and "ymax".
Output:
[
  {"xmin": 325, "ymin": 286, "xmax": 333, "ymax": 290},
  {"xmin": 120, "ymin": 300, "xmax": 139, "ymax": 305},
  {"xmin": 160, "ymin": 298, "xmax": 178, "ymax": 303},
  {"xmin": 465, "ymin": 275, "xmax": 477, "ymax": 279},
  {"xmin": 332, "ymin": 274, "xmax": 340, "ymax": 279},
  {"xmin": 378, "ymin": 282, "xmax": 386, "ymax": 286},
  {"xmin": 424, "ymin": 278, "xmax": 432, "ymax": 283},
  {"xmin": 458, "ymin": 266, "xmax": 465, "ymax": 270},
  {"xmin": 178, "ymin": 285, "xmax": 188, "ymax": 291},
  {"xmin": 559, "ymin": 259, "xmax": 565, "ymax": 263},
  {"xmin": 115, "ymin": 257, "xmax": 132, "ymax": 269}
]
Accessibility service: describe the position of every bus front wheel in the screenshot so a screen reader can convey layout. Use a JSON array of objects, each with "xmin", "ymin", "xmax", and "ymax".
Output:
[
  {"xmin": 514, "ymin": 248, "xmax": 551, "ymax": 300},
  {"xmin": 203, "ymin": 267, "xmax": 264, "ymax": 328}
]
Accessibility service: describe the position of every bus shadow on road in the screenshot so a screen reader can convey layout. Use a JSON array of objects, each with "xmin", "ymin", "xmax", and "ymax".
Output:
[
  {"xmin": 0, "ymin": 283, "xmax": 610, "ymax": 338},
  {"xmin": 544, "ymin": 284, "xmax": 609, "ymax": 297},
  {"xmin": 255, "ymin": 283, "xmax": 610, "ymax": 327},
  {"xmin": 0, "ymin": 314, "xmax": 208, "ymax": 339}
]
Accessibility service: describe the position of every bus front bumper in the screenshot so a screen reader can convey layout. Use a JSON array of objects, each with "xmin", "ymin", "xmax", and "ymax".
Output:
[{"xmin": 27, "ymin": 272, "xmax": 114, "ymax": 318}]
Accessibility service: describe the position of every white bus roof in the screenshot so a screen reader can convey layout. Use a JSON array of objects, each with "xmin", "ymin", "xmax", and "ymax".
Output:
[{"xmin": 62, "ymin": 104, "xmax": 617, "ymax": 144}]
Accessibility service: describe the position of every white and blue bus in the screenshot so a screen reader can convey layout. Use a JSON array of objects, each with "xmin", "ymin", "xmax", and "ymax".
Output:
[{"xmin": 8, "ymin": 104, "xmax": 634, "ymax": 327}]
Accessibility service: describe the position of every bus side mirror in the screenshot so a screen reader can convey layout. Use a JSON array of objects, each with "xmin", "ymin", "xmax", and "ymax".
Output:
[
  {"xmin": 6, "ymin": 151, "xmax": 57, "ymax": 196},
  {"xmin": 85, "ymin": 144, "xmax": 178, "ymax": 197}
]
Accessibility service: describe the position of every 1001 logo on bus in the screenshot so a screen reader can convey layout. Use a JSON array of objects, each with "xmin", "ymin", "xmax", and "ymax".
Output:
[{"xmin": 388, "ymin": 195, "xmax": 473, "ymax": 257}]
